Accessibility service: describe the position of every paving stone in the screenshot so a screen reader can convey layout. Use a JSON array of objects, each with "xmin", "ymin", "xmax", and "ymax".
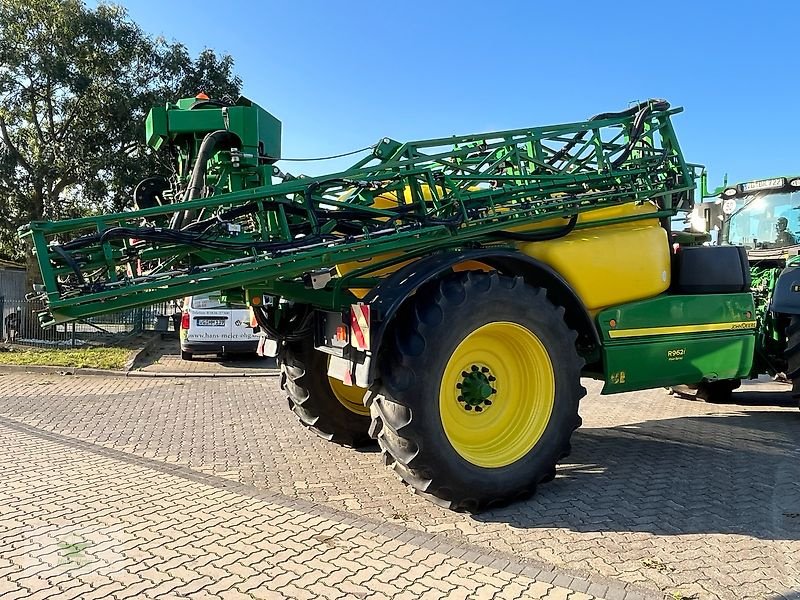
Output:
[{"xmin": 0, "ymin": 372, "xmax": 797, "ymax": 600}]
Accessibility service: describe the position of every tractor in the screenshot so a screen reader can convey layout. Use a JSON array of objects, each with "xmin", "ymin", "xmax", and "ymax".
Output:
[
  {"xmin": 686, "ymin": 175, "xmax": 800, "ymax": 402},
  {"xmin": 20, "ymin": 96, "xmax": 759, "ymax": 510}
]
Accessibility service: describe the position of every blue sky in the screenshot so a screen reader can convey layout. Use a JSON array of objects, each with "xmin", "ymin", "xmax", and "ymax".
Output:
[{"xmin": 120, "ymin": 0, "xmax": 799, "ymax": 186}]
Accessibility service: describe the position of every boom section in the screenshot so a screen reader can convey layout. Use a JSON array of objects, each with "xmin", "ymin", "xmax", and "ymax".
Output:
[{"xmin": 20, "ymin": 100, "xmax": 693, "ymax": 324}]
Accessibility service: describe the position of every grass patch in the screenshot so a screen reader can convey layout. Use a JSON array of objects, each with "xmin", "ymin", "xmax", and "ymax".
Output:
[{"xmin": 0, "ymin": 347, "xmax": 131, "ymax": 370}]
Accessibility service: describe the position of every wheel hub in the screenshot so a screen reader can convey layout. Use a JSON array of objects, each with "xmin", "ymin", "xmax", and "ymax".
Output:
[
  {"xmin": 456, "ymin": 364, "xmax": 496, "ymax": 411},
  {"xmin": 439, "ymin": 321, "xmax": 556, "ymax": 468}
]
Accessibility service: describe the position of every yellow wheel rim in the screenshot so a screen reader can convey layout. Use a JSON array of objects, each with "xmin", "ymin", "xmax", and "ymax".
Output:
[
  {"xmin": 439, "ymin": 321, "xmax": 555, "ymax": 468},
  {"xmin": 328, "ymin": 372, "xmax": 370, "ymax": 416}
]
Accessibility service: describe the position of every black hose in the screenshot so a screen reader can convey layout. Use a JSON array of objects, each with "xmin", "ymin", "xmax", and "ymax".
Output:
[
  {"xmin": 610, "ymin": 100, "xmax": 670, "ymax": 169},
  {"xmin": 548, "ymin": 99, "xmax": 670, "ymax": 167},
  {"xmin": 52, "ymin": 245, "xmax": 86, "ymax": 285},
  {"xmin": 93, "ymin": 225, "xmax": 333, "ymax": 254},
  {"xmin": 490, "ymin": 213, "xmax": 578, "ymax": 242},
  {"xmin": 252, "ymin": 304, "xmax": 313, "ymax": 343},
  {"xmin": 589, "ymin": 99, "xmax": 668, "ymax": 123},
  {"xmin": 60, "ymin": 232, "xmax": 101, "ymax": 251},
  {"xmin": 170, "ymin": 129, "xmax": 234, "ymax": 230}
]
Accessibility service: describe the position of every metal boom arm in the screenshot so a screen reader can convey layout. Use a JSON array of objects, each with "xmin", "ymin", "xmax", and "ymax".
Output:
[{"xmin": 20, "ymin": 98, "xmax": 693, "ymax": 325}]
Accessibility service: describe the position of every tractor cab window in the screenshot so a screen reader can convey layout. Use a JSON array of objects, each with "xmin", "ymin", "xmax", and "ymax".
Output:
[{"xmin": 726, "ymin": 191, "xmax": 800, "ymax": 248}]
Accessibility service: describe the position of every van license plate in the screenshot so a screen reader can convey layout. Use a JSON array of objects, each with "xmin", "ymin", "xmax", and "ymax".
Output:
[{"xmin": 197, "ymin": 318, "xmax": 225, "ymax": 327}]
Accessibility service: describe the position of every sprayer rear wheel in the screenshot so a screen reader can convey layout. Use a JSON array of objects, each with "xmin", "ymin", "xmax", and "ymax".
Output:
[
  {"xmin": 282, "ymin": 338, "xmax": 373, "ymax": 447},
  {"xmin": 367, "ymin": 271, "xmax": 584, "ymax": 511}
]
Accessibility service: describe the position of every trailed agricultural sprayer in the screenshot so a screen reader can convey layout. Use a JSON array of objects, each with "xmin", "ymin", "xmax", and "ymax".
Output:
[{"xmin": 21, "ymin": 96, "xmax": 758, "ymax": 510}]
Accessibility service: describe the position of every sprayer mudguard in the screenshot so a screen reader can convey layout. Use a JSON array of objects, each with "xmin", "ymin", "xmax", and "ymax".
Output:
[
  {"xmin": 771, "ymin": 259, "xmax": 800, "ymax": 315},
  {"xmin": 352, "ymin": 248, "xmax": 599, "ymax": 385}
]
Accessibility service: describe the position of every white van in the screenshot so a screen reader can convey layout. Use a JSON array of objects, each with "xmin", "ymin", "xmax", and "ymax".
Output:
[{"xmin": 179, "ymin": 292, "xmax": 259, "ymax": 360}]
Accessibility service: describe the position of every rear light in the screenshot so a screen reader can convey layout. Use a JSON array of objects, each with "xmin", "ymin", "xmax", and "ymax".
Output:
[
  {"xmin": 335, "ymin": 325, "xmax": 348, "ymax": 342},
  {"xmin": 181, "ymin": 312, "xmax": 190, "ymax": 329}
]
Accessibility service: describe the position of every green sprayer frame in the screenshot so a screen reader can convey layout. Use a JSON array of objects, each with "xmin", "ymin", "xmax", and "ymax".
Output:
[{"xmin": 20, "ymin": 99, "xmax": 693, "ymax": 324}]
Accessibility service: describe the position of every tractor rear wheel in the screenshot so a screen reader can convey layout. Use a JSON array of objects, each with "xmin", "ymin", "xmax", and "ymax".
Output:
[
  {"xmin": 785, "ymin": 316, "xmax": 800, "ymax": 404},
  {"xmin": 367, "ymin": 271, "xmax": 585, "ymax": 511},
  {"xmin": 282, "ymin": 338, "xmax": 373, "ymax": 447}
]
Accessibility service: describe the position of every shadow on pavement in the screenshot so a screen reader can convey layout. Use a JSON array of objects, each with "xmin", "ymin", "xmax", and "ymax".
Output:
[
  {"xmin": 474, "ymin": 408, "xmax": 800, "ymax": 541},
  {"xmin": 724, "ymin": 388, "xmax": 798, "ymax": 408},
  {"xmin": 671, "ymin": 383, "xmax": 798, "ymax": 408}
]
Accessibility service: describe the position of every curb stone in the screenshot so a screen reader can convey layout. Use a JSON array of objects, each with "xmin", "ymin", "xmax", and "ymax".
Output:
[{"xmin": 0, "ymin": 363, "xmax": 280, "ymax": 378}]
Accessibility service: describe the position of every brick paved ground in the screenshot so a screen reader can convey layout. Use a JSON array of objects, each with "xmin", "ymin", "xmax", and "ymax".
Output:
[
  {"xmin": 0, "ymin": 370, "xmax": 798, "ymax": 599},
  {"xmin": 132, "ymin": 339, "xmax": 276, "ymax": 375},
  {"xmin": 0, "ymin": 420, "xmax": 600, "ymax": 600}
]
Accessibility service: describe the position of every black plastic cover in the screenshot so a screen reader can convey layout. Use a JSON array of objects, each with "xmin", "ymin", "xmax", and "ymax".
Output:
[{"xmin": 672, "ymin": 246, "xmax": 750, "ymax": 294}]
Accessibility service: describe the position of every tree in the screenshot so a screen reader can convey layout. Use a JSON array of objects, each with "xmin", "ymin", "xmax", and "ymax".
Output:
[{"xmin": 0, "ymin": 0, "xmax": 242, "ymax": 266}]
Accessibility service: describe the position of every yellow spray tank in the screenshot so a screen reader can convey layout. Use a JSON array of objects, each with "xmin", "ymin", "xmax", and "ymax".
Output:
[
  {"xmin": 519, "ymin": 203, "xmax": 671, "ymax": 312},
  {"xmin": 338, "ymin": 185, "xmax": 670, "ymax": 310}
]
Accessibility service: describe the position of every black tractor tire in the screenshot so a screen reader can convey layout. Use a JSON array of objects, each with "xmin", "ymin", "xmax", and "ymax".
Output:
[
  {"xmin": 785, "ymin": 316, "xmax": 800, "ymax": 404},
  {"xmin": 281, "ymin": 337, "xmax": 373, "ymax": 448},
  {"xmin": 695, "ymin": 378, "xmax": 741, "ymax": 404},
  {"xmin": 181, "ymin": 350, "xmax": 192, "ymax": 361},
  {"xmin": 367, "ymin": 271, "xmax": 585, "ymax": 511}
]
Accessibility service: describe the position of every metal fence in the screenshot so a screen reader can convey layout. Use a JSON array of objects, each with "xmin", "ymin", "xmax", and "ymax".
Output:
[{"xmin": 0, "ymin": 297, "xmax": 182, "ymax": 349}]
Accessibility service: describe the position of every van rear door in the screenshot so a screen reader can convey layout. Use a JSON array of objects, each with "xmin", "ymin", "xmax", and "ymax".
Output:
[
  {"xmin": 228, "ymin": 304, "xmax": 259, "ymax": 343},
  {"xmin": 187, "ymin": 293, "xmax": 232, "ymax": 342}
]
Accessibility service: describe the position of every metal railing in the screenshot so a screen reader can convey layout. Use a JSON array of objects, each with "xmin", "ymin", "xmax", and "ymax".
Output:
[{"xmin": 0, "ymin": 297, "xmax": 180, "ymax": 349}]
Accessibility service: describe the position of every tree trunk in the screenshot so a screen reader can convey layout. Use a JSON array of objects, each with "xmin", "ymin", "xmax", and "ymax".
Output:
[{"xmin": 24, "ymin": 251, "xmax": 42, "ymax": 292}]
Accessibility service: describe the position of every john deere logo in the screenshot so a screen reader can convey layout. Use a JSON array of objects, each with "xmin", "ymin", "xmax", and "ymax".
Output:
[{"xmin": 667, "ymin": 348, "xmax": 685, "ymax": 361}]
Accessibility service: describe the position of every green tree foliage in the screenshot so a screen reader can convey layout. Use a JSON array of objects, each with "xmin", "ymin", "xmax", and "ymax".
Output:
[{"xmin": 0, "ymin": 0, "xmax": 242, "ymax": 261}]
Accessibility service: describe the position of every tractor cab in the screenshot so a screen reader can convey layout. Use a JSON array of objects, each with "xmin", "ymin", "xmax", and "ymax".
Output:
[{"xmin": 717, "ymin": 176, "xmax": 800, "ymax": 252}]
